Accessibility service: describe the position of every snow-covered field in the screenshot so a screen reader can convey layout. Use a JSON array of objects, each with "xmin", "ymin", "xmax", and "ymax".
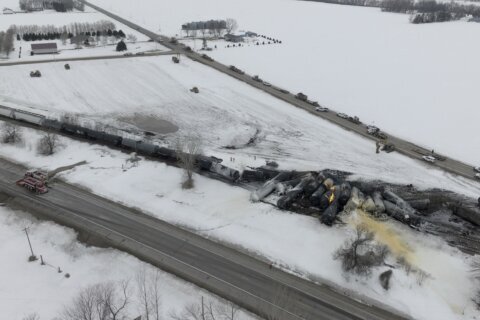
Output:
[
  {"xmin": 89, "ymin": 0, "xmax": 480, "ymax": 165},
  {"xmin": 0, "ymin": 205, "xmax": 255, "ymax": 319},
  {"xmin": 0, "ymin": 122, "xmax": 478, "ymax": 320},
  {"xmin": 0, "ymin": 56, "xmax": 478, "ymax": 198}
]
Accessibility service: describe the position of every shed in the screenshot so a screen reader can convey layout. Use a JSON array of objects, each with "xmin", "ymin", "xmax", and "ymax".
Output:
[
  {"xmin": 224, "ymin": 34, "xmax": 244, "ymax": 43},
  {"xmin": 31, "ymin": 43, "xmax": 58, "ymax": 55}
]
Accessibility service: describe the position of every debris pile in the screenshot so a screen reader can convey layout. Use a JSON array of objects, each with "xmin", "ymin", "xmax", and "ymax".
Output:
[{"xmin": 244, "ymin": 168, "xmax": 480, "ymax": 254}]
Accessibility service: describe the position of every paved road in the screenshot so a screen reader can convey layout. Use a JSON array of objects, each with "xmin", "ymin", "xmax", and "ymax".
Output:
[
  {"xmin": 0, "ymin": 159, "xmax": 410, "ymax": 320},
  {"xmin": 0, "ymin": 50, "xmax": 176, "ymax": 67},
  {"xmin": 81, "ymin": 0, "xmax": 479, "ymax": 183}
]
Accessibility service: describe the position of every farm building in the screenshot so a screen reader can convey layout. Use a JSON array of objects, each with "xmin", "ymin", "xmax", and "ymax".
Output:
[
  {"xmin": 224, "ymin": 34, "xmax": 245, "ymax": 42},
  {"xmin": 31, "ymin": 43, "xmax": 58, "ymax": 55}
]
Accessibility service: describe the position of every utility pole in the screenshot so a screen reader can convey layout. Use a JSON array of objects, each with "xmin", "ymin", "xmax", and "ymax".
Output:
[{"xmin": 23, "ymin": 227, "xmax": 37, "ymax": 262}]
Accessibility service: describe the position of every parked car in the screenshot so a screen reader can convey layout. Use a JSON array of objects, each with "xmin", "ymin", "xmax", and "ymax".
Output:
[
  {"xmin": 263, "ymin": 82, "xmax": 272, "ymax": 87},
  {"xmin": 315, "ymin": 106, "xmax": 329, "ymax": 112},
  {"xmin": 474, "ymin": 166, "xmax": 480, "ymax": 173},
  {"xmin": 309, "ymin": 101, "xmax": 320, "ymax": 107},
  {"xmin": 279, "ymin": 89, "xmax": 290, "ymax": 94},
  {"xmin": 366, "ymin": 125, "xmax": 379, "ymax": 134},
  {"xmin": 375, "ymin": 132, "xmax": 388, "ymax": 140},
  {"xmin": 123, "ymin": 52, "xmax": 133, "ymax": 56},
  {"xmin": 336, "ymin": 113, "xmax": 348, "ymax": 119},
  {"xmin": 348, "ymin": 116, "xmax": 361, "ymax": 124},
  {"xmin": 201, "ymin": 54, "xmax": 214, "ymax": 61},
  {"xmin": 252, "ymin": 75, "xmax": 262, "ymax": 82},
  {"xmin": 475, "ymin": 173, "xmax": 480, "ymax": 179},
  {"xmin": 229, "ymin": 65, "xmax": 245, "ymax": 74},
  {"xmin": 422, "ymin": 155, "xmax": 436, "ymax": 163},
  {"xmin": 135, "ymin": 52, "xmax": 145, "ymax": 56}
]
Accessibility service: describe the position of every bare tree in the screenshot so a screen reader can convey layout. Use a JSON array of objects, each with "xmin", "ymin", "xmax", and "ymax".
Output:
[
  {"xmin": 103, "ymin": 280, "xmax": 130, "ymax": 320},
  {"xmin": 22, "ymin": 313, "xmax": 40, "ymax": 320},
  {"xmin": 3, "ymin": 28, "xmax": 15, "ymax": 57},
  {"xmin": 170, "ymin": 296, "xmax": 240, "ymax": 320},
  {"xmin": 334, "ymin": 224, "xmax": 388, "ymax": 276},
  {"xmin": 37, "ymin": 132, "xmax": 59, "ymax": 155},
  {"xmin": 215, "ymin": 301, "xmax": 239, "ymax": 320},
  {"xmin": 225, "ymin": 18, "xmax": 238, "ymax": 34},
  {"xmin": 61, "ymin": 281, "xmax": 130, "ymax": 320},
  {"xmin": 127, "ymin": 34, "xmax": 137, "ymax": 43},
  {"xmin": 1, "ymin": 122, "xmax": 23, "ymax": 144},
  {"xmin": 175, "ymin": 136, "xmax": 201, "ymax": 189},
  {"xmin": 136, "ymin": 266, "xmax": 161, "ymax": 320}
]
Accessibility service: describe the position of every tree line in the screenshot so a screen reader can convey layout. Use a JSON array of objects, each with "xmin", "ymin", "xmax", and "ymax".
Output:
[
  {"xmin": 181, "ymin": 18, "xmax": 238, "ymax": 38},
  {"xmin": 19, "ymin": 28, "xmax": 126, "ymax": 42},
  {"xmin": 301, "ymin": 0, "xmax": 480, "ymax": 23},
  {"xmin": 19, "ymin": 0, "xmax": 85, "ymax": 12},
  {"xmin": 381, "ymin": 0, "xmax": 480, "ymax": 23},
  {"xmin": 0, "ymin": 28, "xmax": 15, "ymax": 57},
  {"xmin": 12, "ymin": 21, "xmax": 116, "ymax": 38}
]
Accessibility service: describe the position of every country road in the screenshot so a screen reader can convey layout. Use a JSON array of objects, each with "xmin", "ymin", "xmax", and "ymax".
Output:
[
  {"xmin": 0, "ymin": 158, "xmax": 410, "ymax": 320},
  {"xmin": 0, "ymin": 49, "xmax": 177, "ymax": 67},
  {"xmin": 79, "ymin": 0, "xmax": 479, "ymax": 183}
]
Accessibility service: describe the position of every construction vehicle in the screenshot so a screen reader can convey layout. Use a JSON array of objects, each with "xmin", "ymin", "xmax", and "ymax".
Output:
[
  {"xmin": 30, "ymin": 70, "xmax": 41, "ymax": 77},
  {"xmin": 201, "ymin": 54, "xmax": 214, "ymax": 61},
  {"xmin": 190, "ymin": 86, "xmax": 199, "ymax": 93},
  {"xmin": 382, "ymin": 143, "xmax": 395, "ymax": 153},
  {"xmin": 252, "ymin": 75, "xmax": 262, "ymax": 82},
  {"xmin": 16, "ymin": 170, "xmax": 48, "ymax": 194},
  {"xmin": 169, "ymin": 37, "xmax": 178, "ymax": 44},
  {"xmin": 347, "ymin": 116, "xmax": 361, "ymax": 124},
  {"xmin": 64, "ymin": 64, "xmax": 70, "ymax": 70},
  {"xmin": 172, "ymin": 56, "xmax": 180, "ymax": 63},
  {"xmin": 295, "ymin": 92, "xmax": 308, "ymax": 101},
  {"xmin": 229, "ymin": 65, "xmax": 245, "ymax": 74}
]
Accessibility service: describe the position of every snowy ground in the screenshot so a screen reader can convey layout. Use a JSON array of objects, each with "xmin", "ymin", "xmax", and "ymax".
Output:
[
  {"xmin": 0, "ymin": 121, "xmax": 479, "ymax": 320},
  {"xmin": 89, "ymin": 0, "xmax": 480, "ymax": 165},
  {"xmin": 0, "ymin": 205, "xmax": 256, "ymax": 319},
  {"xmin": 0, "ymin": 56, "xmax": 478, "ymax": 199}
]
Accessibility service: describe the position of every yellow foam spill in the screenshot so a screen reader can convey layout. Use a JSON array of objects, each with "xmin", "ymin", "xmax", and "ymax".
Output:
[{"xmin": 347, "ymin": 210, "xmax": 415, "ymax": 265}]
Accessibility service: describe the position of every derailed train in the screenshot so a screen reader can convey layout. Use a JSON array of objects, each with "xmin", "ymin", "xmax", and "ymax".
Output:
[{"xmin": 0, "ymin": 106, "xmax": 240, "ymax": 182}]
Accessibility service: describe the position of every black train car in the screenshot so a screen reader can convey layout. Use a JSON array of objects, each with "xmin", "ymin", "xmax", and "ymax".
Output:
[
  {"xmin": 98, "ymin": 132, "xmax": 123, "ymax": 146},
  {"xmin": 136, "ymin": 141, "xmax": 157, "ymax": 156},
  {"xmin": 42, "ymin": 118, "xmax": 64, "ymax": 131},
  {"xmin": 155, "ymin": 147, "xmax": 177, "ymax": 160}
]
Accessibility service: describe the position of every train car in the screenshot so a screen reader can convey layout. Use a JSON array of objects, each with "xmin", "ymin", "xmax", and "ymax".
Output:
[
  {"xmin": 210, "ymin": 162, "xmax": 240, "ymax": 181},
  {"xmin": 155, "ymin": 146, "xmax": 177, "ymax": 160},
  {"xmin": 0, "ymin": 106, "xmax": 15, "ymax": 118},
  {"xmin": 42, "ymin": 118, "xmax": 64, "ymax": 131},
  {"xmin": 135, "ymin": 141, "xmax": 157, "ymax": 156},
  {"xmin": 12, "ymin": 110, "xmax": 45, "ymax": 126},
  {"xmin": 98, "ymin": 132, "xmax": 123, "ymax": 146},
  {"xmin": 121, "ymin": 138, "xmax": 141, "ymax": 150}
]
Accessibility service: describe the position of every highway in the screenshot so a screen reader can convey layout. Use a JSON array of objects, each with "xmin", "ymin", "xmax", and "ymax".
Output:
[
  {"xmin": 80, "ymin": 0, "xmax": 479, "ymax": 182},
  {"xmin": 0, "ymin": 158, "xmax": 410, "ymax": 320},
  {"xmin": 0, "ymin": 49, "xmax": 177, "ymax": 67}
]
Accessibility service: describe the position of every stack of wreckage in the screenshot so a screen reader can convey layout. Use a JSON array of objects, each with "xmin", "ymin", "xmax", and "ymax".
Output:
[
  {"xmin": 248, "ymin": 170, "xmax": 425, "ymax": 226},
  {"xmin": 246, "ymin": 168, "xmax": 480, "ymax": 255}
]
